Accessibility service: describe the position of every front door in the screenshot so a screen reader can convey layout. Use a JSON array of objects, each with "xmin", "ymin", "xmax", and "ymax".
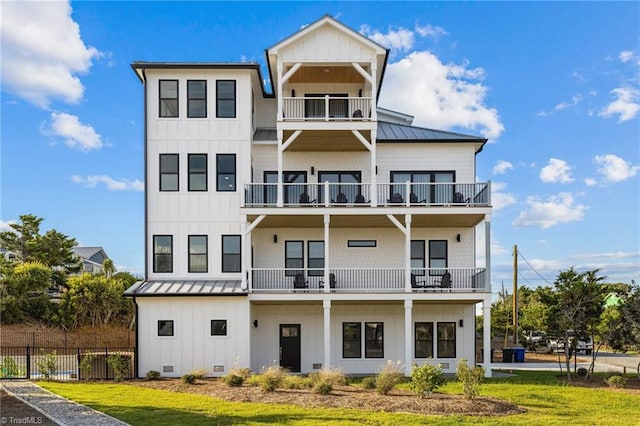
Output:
[{"xmin": 279, "ymin": 324, "xmax": 301, "ymax": 372}]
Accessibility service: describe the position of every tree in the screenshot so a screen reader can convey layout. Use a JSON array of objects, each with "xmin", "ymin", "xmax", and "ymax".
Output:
[
  {"xmin": 0, "ymin": 261, "xmax": 53, "ymax": 324},
  {"xmin": 102, "ymin": 258, "xmax": 115, "ymax": 278},
  {"xmin": 0, "ymin": 214, "xmax": 43, "ymax": 261}
]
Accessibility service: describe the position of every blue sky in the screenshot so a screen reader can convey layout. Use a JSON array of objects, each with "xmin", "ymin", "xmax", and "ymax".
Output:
[{"xmin": 2, "ymin": 1, "xmax": 638, "ymax": 294}]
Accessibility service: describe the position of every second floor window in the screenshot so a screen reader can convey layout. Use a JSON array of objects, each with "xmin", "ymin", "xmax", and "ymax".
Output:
[
  {"xmin": 159, "ymin": 80, "xmax": 178, "ymax": 117},
  {"xmin": 159, "ymin": 154, "xmax": 179, "ymax": 191},
  {"xmin": 188, "ymin": 235, "xmax": 207, "ymax": 273},
  {"xmin": 285, "ymin": 241, "xmax": 303, "ymax": 276},
  {"xmin": 216, "ymin": 80, "xmax": 236, "ymax": 118},
  {"xmin": 429, "ymin": 240, "xmax": 448, "ymax": 275},
  {"xmin": 217, "ymin": 154, "xmax": 236, "ymax": 192},
  {"xmin": 307, "ymin": 241, "xmax": 324, "ymax": 276},
  {"xmin": 188, "ymin": 154, "xmax": 207, "ymax": 191},
  {"xmin": 153, "ymin": 235, "xmax": 173, "ymax": 273},
  {"xmin": 411, "ymin": 240, "xmax": 425, "ymax": 275},
  {"xmin": 187, "ymin": 80, "xmax": 207, "ymax": 118},
  {"xmin": 222, "ymin": 235, "xmax": 241, "ymax": 273}
]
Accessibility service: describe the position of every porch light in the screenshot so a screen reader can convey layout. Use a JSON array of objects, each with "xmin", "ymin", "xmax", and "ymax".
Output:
[
  {"xmin": 459, "ymin": 319, "xmax": 464, "ymax": 327},
  {"xmin": 273, "ymin": 234, "xmax": 278, "ymax": 244},
  {"xmin": 456, "ymin": 234, "xmax": 461, "ymax": 242},
  {"xmin": 253, "ymin": 320, "xmax": 258, "ymax": 328}
]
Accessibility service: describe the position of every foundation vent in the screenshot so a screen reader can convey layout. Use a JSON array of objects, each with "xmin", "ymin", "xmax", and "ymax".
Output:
[{"xmin": 162, "ymin": 366, "xmax": 174, "ymax": 373}]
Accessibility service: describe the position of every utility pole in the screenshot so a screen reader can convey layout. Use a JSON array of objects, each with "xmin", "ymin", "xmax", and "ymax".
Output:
[{"xmin": 513, "ymin": 244, "xmax": 518, "ymax": 346}]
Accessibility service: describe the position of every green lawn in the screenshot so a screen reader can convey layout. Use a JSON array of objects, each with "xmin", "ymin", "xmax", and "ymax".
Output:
[{"xmin": 39, "ymin": 372, "xmax": 640, "ymax": 425}]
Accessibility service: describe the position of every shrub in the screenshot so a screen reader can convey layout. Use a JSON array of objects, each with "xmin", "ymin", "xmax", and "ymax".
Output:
[
  {"xmin": 312, "ymin": 380, "xmax": 333, "ymax": 395},
  {"xmin": 283, "ymin": 375, "xmax": 312, "ymax": 389},
  {"xmin": 577, "ymin": 367, "xmax": 588, "ymax": 377},
  {"xmin": 606, "ymin": 375, "xmax": 627, "ymax": 388},
  {"xmin": 188, "ymin": 368, "xmax": 209, "ymax": 379},
  {"xmin": 181, "ymin": 374, "xmax": 196, "ymax": 385},
  {"xmin": 376, "ymin": 360, "xmax": 404, "ymax": 395},
  {"xmin": 223, "ymin": 374, "xmax": 244, "ymax": 387},
  {"xmin": 456, "ymin": 358, "xmax": 484, "ymax": 400},
  {"xmin": 409, "ymin": 362, "xmax": 445, "ymax": 398},
  {"xmin": 259, "ymin": 365, "xmax": 287, "ymax": 392},
  {"xmin": 146, "ymin": 370, "xmax": 161, "ymax": 380},
  {"xmin": 0, "ymin": 357, "xmax": 23, "ymax": 378},
  {"xmin": 35, "ymin": 350, "xmax": 57, "ymax": 381},
  {"xmin": 246, "ymin": 374, "xmax": 261, "ymax": 387},
  {"xmin": 316, "ymin": 367, "xmax": 346, "ymax": 386},
  {"xmin": 107, "ymin": 354, "xmax": 131, "ymax": 382},
  {"xmin": 79, "ymin": 354, "xmax": 95, "ymax": 380},
  {"xmin": 361, "ymin": 376, "xmax": 376, "ymax": 389}
]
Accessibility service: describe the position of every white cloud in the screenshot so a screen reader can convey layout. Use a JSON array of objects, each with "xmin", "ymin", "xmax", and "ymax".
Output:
[
  {"xmin": 584, "ymin": 177, "xmax": 597, "ymax": 187},
  {"xmin": 491, "ymin": 182, "xmax": 517, "ymax": 211},
  {"xmin": 71, "ymin": 175, "xmax": 144, "ymax": 192},
  {"xmin": 0, "ymin": 0, "xmax": 100, "ymax": 108},
  {"xmin": 359, "ymin": 25, "xmax": 414, "ymax": 53},
  {"xmin": 571, "ymin": 251, "xmax": 640, "ymax": 260},
  {"xmin": 0, "ymin": 219, "xmax": 17, "ymax": 232},
  {"xmin": 594, "ymin": 154, "xmax": 640, "ymax": 182},
  {"xmin": 555, "ymin": 94, "xmax": 582, "ymax": 111},
  {"xmin": 414, "ymin": 23, "xmax": 448, "ymax": 40},
  {"xmin": 46, "ymin": 113, "xmax": 103, "ymax": 151},
  {"xmin": 598, "ymin": 87, "xmax": 640, "ymax": 122},
  {"xmin": 492, "ymin": 160, "xmax": 513, "ymax": 175},
  {"xmin": 512, "ymin": 193, "xmax": 587, "ymax": 229},
  {"xmin": 619, "ymin": 50, "xmax": 634, "ymax": 63},
  {"xmin": 540, "ymin": 158, "xmax": 574, "ymax": 183},
  {"xmin": 379, "ymin": 51, "xmax": 504, "ymax": 139}
]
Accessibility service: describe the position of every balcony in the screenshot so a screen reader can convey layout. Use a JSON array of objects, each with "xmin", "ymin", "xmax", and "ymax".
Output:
[
  {"xmin": 282, "ymin": 96, "xmax": 373, "ymax": 122},
  {"xmin": 243, "ymin": 182, "xmax": 490, "ymax": 208},
  {"xmin": 249, "ymin": 268, "xmax": 488, "ymax": 293}
]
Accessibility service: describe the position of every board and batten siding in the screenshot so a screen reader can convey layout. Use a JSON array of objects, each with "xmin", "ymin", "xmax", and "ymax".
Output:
[
  {"xmin": 279, "ymin": 26, "xmax": 377, "ymax": 63},
  {"xmin": 136, "ymin": 297, "xmax": 250, "ymax": 377}
]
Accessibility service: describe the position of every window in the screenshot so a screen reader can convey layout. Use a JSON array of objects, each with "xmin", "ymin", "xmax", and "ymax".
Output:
[
  {"xmin": 411, "ymin": 240, "xmax": 425, "ymax": 275},
  {"xmin": 437, "ymin": 322, "xmax": 456, "ymax": 358},
  {"xmin": 216, "ymin": 80, "xmax": 236, "ymax": 118},
  {"xmin": 158, "ymin": 320, "xmax": 174, "ymax": 336},
  {"xmin": 159, "ymin": 80, "xmax": 178, "ymax": 117},
  {"xmin": 159, "ymin": 154, "xmax": 179, "ymax": 191},
  {"xmin": 317, "ymin": 171, "xmax": 361, "ymax": 203},
  {"xmin": 347, "ymin": 240, "xmax": 376, "ymax": 248},
  {"xmin": 217, "ymin": 154, "xmax": 236, "ymax": 191},
  {"xmin": 304, "ymin": 93, "xmax": 348, "ymax": 118},
  {"xmin": 188, "ymin": 235, "xmax": 207, "ymax": 273},
  {"xmin": 307, "ymin": 241, "xmax": 324, "ymax": 276},
  {"xmin": 365, "ymin": 322, "xmax": 384, "ymax": 358},
  {"xmin": 415, "ymin": 322, "xmax": 434, "ymax": 358},
  {"xmin": 429, "ymin": 240, "xmax": 448, "ymax": 275},
  {"xmin": 285, "ymin": 241, "xmax": 303, "ymax": 276},
  {"xmin": 188, "ymin": 154, "xmax": 207, "ymax": 191},
  {"xmin": 221, "ymin": 235, "xmax": 241, "ymax": 272},
  {"xmin": 211, "ymin": 320, "xmax": 227, "ymax": 336},
  {"xmin": 264, "ymin": 171, "xmax": 307, "ymax": 204},
  {"xmin": 187, "ymin": 80, "xmax": 207, "ymax": 118},
  {"xmin": 342, "ymin": 322, "xmax": 361, "ymax": 358},
  {"xmin": 390, "ymin": 171, "xmax": 455, "ymax": 204},
  {"xmin": 153, "ymin": 235, "xmax": 173, "ymax": 273}
]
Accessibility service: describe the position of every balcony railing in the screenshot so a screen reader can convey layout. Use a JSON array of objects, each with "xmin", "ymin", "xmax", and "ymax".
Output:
[
  {"xmin": 243, "ymin": 182, "xmax": 490, "ymax": 207},
  {"xmin": 282, "ymin": 96, "xmax": 373, "ymax": 121},
  {"xmin": 250, "ymin": 268, "xmax": 488, "ymax": 293}
]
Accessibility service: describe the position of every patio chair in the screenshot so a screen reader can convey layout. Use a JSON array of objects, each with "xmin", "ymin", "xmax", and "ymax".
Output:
[
  {"xmin": 435, "ymin": 271, "xmax": 452, "ymax": 289},
  {"xmin": 411, "ymin": 274, "xmax": 427, "ymax": 289},
  {"xmin": 293, "ymin": 273, "xmax": 308, "ymax": 289},
  {"xmin": 320, "ymin": 273, "xmax": 337, "ymax": 289},
  {"xmin": 453, "ymin": 192, "xmax": 470, "ymax": 204},
  {"xmin": 410, "ymin": 192, "xmax": 426, "ymax": 204},
  {"xmin": 388, "ymin": 192, "xmax": 403, "ymax": 204},
  {"xmin": 334, "ymin": 192, "xmax": 348, "ymax": 204}
]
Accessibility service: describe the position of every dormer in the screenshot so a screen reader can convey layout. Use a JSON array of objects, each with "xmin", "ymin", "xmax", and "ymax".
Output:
[{"xmin": 266, "ymin": 15, "xmax": 389, "ymax": 123}]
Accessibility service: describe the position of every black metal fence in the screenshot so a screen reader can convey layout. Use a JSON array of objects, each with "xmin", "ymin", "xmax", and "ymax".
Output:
[
  {"xmin": 0, "ymin": 346, "xmax": 135, "ymax": 381},
  {"xmin": 0, "ymin": 330, "xmax": 134, "ymax": 348}
]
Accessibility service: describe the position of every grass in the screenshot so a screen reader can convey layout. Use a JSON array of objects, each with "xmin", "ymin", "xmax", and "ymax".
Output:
[{"xmin": 39, "ymin": 372, "xmax": 640, "ymax": 425}]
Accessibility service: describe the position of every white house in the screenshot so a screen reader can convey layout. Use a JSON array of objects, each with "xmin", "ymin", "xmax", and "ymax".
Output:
[{"xmin": 125, "ymin": 15, "xmax": 493, "ymax": 378}]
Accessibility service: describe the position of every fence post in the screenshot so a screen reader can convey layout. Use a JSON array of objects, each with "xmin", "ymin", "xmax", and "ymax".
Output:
[
  {"xmin": 77, "ymin": 347, "xmax": 81, "ymax": 380},
  {"xmin": 26, "ymin": 346, "xmax": 31, "ymax": 379},
  {"xmin": 105, "ymin": 347, "xmax": 109, "ymax": 380}
]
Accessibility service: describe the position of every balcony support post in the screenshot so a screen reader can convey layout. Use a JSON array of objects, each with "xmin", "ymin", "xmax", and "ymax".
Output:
[
  {"xmin": 370, "ymin": 61, "xmax": 377, "ymax": 121},
  {"xmin": 323, "ymin": 300, "xmax": 332, "ymax": 368},
  {"xmin": 404, "ymin": 299, "xmax": 413, "ymax": 376},
  {"xmin": 483, "ymin": 299, "xmax": 492, "ymax": 377},
  {"xmin": 241, "ymin": 215, "xmax": 248, "ymax": 290},
  {"xmin": 277, "ymin": 129, "xmax": 283, "ymax": 207},
  {"xmin": 485, "ymin": 217, "xmax": 491, "ymax": 292},
  {"xmin": 277, "ymin": 62, "xmax": 283, "ymax": 121},
  {"xmin": 405, "ymin": 214, "xmax": 412, "ymax": 292},
  {"xmin": 371, "ymin": 128, "xmax": 377, "ymax": 206},
  {"xmin": 324, "ymin": 214, "xmax": 330, "ymax": 293}
]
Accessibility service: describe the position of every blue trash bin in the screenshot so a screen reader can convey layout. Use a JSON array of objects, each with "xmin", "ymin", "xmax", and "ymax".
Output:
[{"xmin": 513, "ymin": 347, "xmax": 526, "ymax": 363}]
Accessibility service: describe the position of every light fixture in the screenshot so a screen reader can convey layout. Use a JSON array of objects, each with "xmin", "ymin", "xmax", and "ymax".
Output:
[
  {"xmin": 273, "ymin": 234, "xmax": 278, "ymax": 243},
  {"xmin": 311, "ymin": 166, "xmax": 315, "ymax": 175},
  {"xmin": 459, "ymin": 319, "xmax": 464, "ymax": 327},
  {"xmin": 253, "ymin": 320, "xmax": 258, "ymax": 328},
  {"xmin": 456, "ymin": 234, "xmax": 461, "ymax": 243}
]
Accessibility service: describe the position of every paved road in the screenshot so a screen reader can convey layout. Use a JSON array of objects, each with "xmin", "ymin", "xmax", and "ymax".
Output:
[{"xmin": 495, "ymin": 351, "xmax": 640, "ymax": 375}]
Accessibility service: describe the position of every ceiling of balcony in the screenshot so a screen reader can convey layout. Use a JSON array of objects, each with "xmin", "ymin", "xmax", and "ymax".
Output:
[
  {"xmin": 283, "ymin": 130, "xmax": 371, "ymax": 151},
  {"xmin": 287, "ymin": 65, "xmax": 366, "ymax": 84}
]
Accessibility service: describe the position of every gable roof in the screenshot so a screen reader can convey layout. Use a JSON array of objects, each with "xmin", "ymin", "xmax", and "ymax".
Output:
[
  {"xmin": 377, "ymin": 121, "xmax": 487, "ymax": 153},
  {"xmin": 72, "ymin": 246, "xmax": 107, "ymax": 260}
]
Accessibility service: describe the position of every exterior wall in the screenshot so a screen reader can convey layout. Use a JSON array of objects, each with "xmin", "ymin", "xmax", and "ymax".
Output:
[
  {"xmin": 249, "ymin": 302, "xmax": 475, "ymax": 374},
  {"xmin": 279, "ymin": 26, "xmax": 376, "ymax": 63},
  {"xmin": 136, "ymin": 297, "xmax": 250, "ymax": 377},
  {"xmin": 253, "ymin": 96, "xmax": 276, "ymax": 129}
]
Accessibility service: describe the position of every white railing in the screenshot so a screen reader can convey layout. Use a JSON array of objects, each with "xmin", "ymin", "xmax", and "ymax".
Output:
[
  {"xmin": 249, "ymin": 268, "xmax": 488, "ymax": 292},
  {"xmin": 243, "ymin": 182, "xmax": 490, "ymax": 207},
  {"xmin": 282, "ymin": 96, "xmax": 372, "ymax": 121}
]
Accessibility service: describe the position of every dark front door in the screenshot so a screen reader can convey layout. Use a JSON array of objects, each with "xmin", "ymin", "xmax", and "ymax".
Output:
[{"xmin": 280, "ymin": 324, "xmax": 301, "ymax": 372}]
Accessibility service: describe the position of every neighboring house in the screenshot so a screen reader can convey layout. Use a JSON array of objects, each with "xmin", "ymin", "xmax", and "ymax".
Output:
[
  {"xmin": 125, "ymin": 15, "xmax": 493, "ymax": 378},
  {"xmin": 72, "ymin": 246, "xmax": 112, "ymax": 274}
]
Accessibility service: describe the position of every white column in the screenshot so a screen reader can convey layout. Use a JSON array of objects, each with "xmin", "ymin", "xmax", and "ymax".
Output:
[
  {"xmin": 483, "ymin": 299, "xmax": 492, "ymax": 378},
  {"xmin": 241, "ymin": 215, "xmax": 248, "ymax": 290},
  {"xmin": 370, "ymin": 61, "xmax": 377, "ymax": 121},
  {"xmin": 485, "ymin": 218, "xmax": 491, "ymax": 292},
  {"xmin": 277, "ymin": 129, "xmax": 283, "ymax": 207},
  {"xmin": 370, "ymin": 128, "xmax": 377, "ymax": 206},
  {"xmin": 404, "ymin": 299, "xmax": 413, "ymax": 376},
  {"xmin": 277, "ymin": 62, "xmax": 283, "ymax": 121},
  {"xmin": 324, "ymin": 214, "xmax": 330, "ymax": 293},
  {"xmin": 405, "ymin": 214, "xmax": 412, "ymax": 292},
  {"xmin": 323, "ymin": 299, "xmax": 331, "ymax": 368}
]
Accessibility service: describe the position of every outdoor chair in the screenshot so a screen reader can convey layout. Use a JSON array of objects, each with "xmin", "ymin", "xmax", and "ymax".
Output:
[
  {"xmin": 293, "ymin": 273, "xmax": 308, "ymax": 289},
  {"xmin": 435, "ymin": 271, "xmax": 452, "ymax": 289},
  {"xmin": 388, "ymin": 192, "xmax": 403, "ymax": 204},
  {"xmin": 354, "ymin": 193, "xmax": 369, "ymax": 204},
  {"xmin": 410, "ymin": 192, "xmax": 426, "ymax": 204},
  {"xmin": 320, "ymin": 273, "xmax": 337, "ymax": 289},
  {"xmin": 411, "ymin": 274, "xmax": 427, "ymax": 289},
  {"xmin": 334, "ymin": 192, "xmax": 348, "ymax": 204},
  {"xmin": 453, "ymin": 192, "xmax": 470, "ymax": 204}
]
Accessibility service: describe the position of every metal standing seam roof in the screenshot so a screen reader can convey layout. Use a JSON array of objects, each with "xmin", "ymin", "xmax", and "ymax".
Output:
[{"xmin": 124, "ymin": 280, "xmax": 246, "ymax": 297}]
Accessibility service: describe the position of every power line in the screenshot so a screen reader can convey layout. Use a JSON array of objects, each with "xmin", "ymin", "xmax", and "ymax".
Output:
[{"xmin": 517, "ymin": 249, "xmax": 553, "ymax": 285}]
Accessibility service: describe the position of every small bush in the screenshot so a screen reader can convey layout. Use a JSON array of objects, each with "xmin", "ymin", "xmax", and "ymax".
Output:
[
  {"xmin": 0, "ymin": 357, "xmax": 23, "ymax": 378},
  {"xmin": 409, "ymin": 362, "xmax": 445, "ymax": 398},
  {"xmin": 188, "ymin": 367, "xmax": 209, "ymax": 379},
  {"xmin": 283, "ymin": 375, "xmax": 313, "ymax": 389},
  {"xmin": 246, "ymin": 374, "xmax": 261, "ymax": 387},
  {"xmin": 456, "ymin": 358, "xmax": 484, "ymax": 400},
  {"xmin": 577, "ymin": 367, "xmax": 588, "ymax": 377},
  {"xmin": 376, "ymin": 360, "xmax": 404, "ymax": 395},
  {"xmin": 312, "ymin": 380, "xmax": 333, "ymax": 395},
  {"xmin": 36, "ymin": 350, "xmax": 58, "ymax": 381},
  {"xmin": 146, "ymin": 370, "xmax": 161, "ymax": 380},
  {"xmin": 259, "ymin": 365, "xmax": 287, "ymax": 392},
  {"xmin": 107, "ymin": 354, "xmax": 131, "ymax": 383},
  {"xmin": 606, "ymin": 375, "xmax": 627, "ymax": 388},
  {"xmin": 181, "ymin": 374, "xmax": 196, "ymax": 385},
  {"xmin": 79, "ymin": 354, "xmax": 95, "ymax": 380},
  {"xmin": 316, "ymin": 367, "xmax": 347, "ymax": 386},
  {"xmin": 361, "ymin": 376, "xmax": 376, "ymax": 389},
  {"xmin": 223, "ymin": 374, "xmax": 244, "ymax": 387}
]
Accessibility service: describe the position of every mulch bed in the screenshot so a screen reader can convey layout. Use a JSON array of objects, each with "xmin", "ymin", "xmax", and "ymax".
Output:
[{"xmin": 126, "ymin": 379, "xmax": 525, "ymax": 416}]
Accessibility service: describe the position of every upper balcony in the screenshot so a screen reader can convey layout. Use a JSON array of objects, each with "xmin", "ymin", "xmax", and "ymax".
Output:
[{"xmin": 282, "ymin": 96, "xmax": 374, "ymax": 122}]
